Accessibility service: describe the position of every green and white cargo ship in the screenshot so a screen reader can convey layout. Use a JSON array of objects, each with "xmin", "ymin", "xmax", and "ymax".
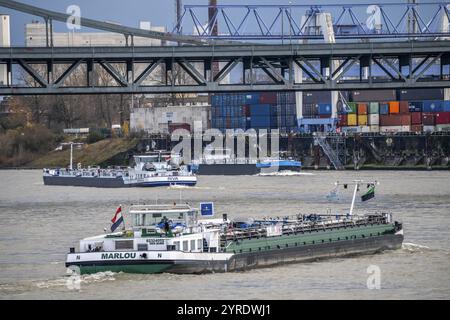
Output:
[{"xmin": 66, "ymin": 180, "xmax": 404, "ymax": 274}]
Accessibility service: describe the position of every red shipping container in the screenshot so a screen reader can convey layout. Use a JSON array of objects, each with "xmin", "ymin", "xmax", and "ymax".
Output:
[
  {"xmin": 357, "ymin": 103, "xmax": 368, "ymax": 115},
  {"xmin": 399, "ymin": 101, "xmax": 409, "ymax": 114},
  {"xmin": 338, "ymin": 114, "xmax": 348, "ymax": 127},
  {"xmin": 226, "ymin": 117, "xmax": 231, "ymax": 128},
  {"xmin": 259, "ymin": 92, "xmax": 277, "ymax": 104},
  {"xmin": 411, "ymin": 112, "xmax": 422, "ymax": 125},
  {"xmin": 436, "ymin": 112, "xmax": 450, "ymax": 124},
  {"xmin": 380, "ymin": 114, "xmax": 411, "ymax": 126},
  {"xmin": 422, "ymin": 113, "xmax": 436, "ymax": 126},
  {"xmin": 400, "ymin": 114, "xmax": 411, "ymax": 125},
  {"xmin": 410, "ymin": 125, "xmax": 423, "ymax": 132},
  {"xmin": 243, "ymin": 105, "xmax": 250, "ymax": 117},
  {"xmin": 380, "ymin": 115, "xmax": 402, "ymax": 126}
]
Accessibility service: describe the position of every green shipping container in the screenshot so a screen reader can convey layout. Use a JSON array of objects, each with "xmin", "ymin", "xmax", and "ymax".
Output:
[
  {"xmin": 369, "ymin": 102, "xmax": 379, "ymax": 114},
  {"xmin": 347, "ymin": 102, "xmax": 357, "ymax": 114}
]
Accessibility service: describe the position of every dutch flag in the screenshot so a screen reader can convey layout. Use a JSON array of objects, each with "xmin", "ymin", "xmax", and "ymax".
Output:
[{"xmin": 111, "ymin": 206, "xmax": 124, "ymax": 232}]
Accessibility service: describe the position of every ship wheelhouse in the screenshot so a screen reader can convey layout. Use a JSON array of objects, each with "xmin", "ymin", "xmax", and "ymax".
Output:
[{"xmin": 78, "ymin": 204, "xmax": 212, "ymax": 255}]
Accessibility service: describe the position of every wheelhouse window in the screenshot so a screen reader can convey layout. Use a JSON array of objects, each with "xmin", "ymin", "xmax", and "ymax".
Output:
[
  {"xmin": 190, "ymin": 240, "xmax": 196, "ymax": 251},
  {"xmin": 182, "ymin": 241, "xmax": 188, "ymax": 251},
  {"xmin": 115, "ymin": 240, "xmax": 134, "ymax": 250}
]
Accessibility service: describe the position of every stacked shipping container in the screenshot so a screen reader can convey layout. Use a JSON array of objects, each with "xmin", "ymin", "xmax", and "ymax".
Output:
[
  {"xmin": 211, "ymin": 92, "xmax": 297, "ymax": 133},
  {"xmin": 212, "ymin": 89, "xmax": 450, "ymax": 134},
  {"xmin": 337, "ymin": 88, "xmax": 450, "ymax": 133}
]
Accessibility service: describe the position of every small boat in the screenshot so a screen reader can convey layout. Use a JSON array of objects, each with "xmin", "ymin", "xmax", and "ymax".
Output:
[
  {"xmin": 66, "ymin": 180, "xmax": 404, "ymax": 274},
  {"xmin": 43, "ymin": 151, "xmax": 197, "ymax": 188}
]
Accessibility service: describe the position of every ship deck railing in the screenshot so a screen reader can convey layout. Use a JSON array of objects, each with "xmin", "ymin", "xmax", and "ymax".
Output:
[
  {"xmin": 220, "ymin": 214, "xmax": 389, "ymax": 243},
  {"xmin": 44, "ymin": 168, "xmax": 129, "ymax": 178}
]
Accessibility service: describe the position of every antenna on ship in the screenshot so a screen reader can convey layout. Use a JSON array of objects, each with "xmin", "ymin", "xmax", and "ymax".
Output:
[{"xmin": 60, "ymin": 142, "xmax": 83, "ymax": 170}]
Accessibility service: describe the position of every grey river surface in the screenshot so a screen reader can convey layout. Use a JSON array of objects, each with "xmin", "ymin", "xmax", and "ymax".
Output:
[{"xmin": 0, "ymin": 170, "xmax": 449, "ymax": 299}]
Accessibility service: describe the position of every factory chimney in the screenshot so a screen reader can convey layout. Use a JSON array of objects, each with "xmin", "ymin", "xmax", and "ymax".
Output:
[
  {"xmin": 209, "ymin": 0, "xmax": 219, "ymax": 76},
  {"xmin": 208, "ymin": 0, "xmax": 218, "ymax": 37},
  {"xmin": 175, "ymin": 0, "xmax": 183, "ymax": 34}
]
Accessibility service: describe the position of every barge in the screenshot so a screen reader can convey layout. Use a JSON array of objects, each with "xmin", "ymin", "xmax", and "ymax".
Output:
[
  {"xmin": 66, "ymin": 180, "xmax": 403, "ymax": 274},
  {"xmin": 43, "ymin": 151, "xmax": 197, "ymax": 188},
  {"xmin": 191, "ymin": 149, "xmax": 302, "ymax": 175}
]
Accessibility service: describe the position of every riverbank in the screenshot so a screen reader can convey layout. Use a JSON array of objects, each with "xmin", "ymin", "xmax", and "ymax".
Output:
[{"xmin": 0, "ymin": 138, "xmax": 138, "ymax": 169}]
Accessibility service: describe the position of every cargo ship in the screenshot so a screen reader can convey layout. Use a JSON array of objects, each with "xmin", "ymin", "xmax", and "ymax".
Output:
[
  {"xmin": 43, "ymin": 151, "xmax": 197, "ymax": 188},
  {"xmin": 190, "ymin": 150, "xmax": 302, "ymax": 175},
  {"xmin": 66, "ymin": 180, "xmax": 404, "ymax": 274}
]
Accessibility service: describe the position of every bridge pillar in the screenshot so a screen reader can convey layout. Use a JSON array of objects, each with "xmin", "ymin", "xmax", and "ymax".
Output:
[{"xmin": 87, "ymin": 60, "xmax": 94, "ymax": 87}]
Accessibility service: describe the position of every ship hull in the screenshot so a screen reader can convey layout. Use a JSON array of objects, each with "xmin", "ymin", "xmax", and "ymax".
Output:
[
  {"xmin": 43, "ymin": 175, "xmax": 197, "ymax": 188},
  {"xmin": 66, "ymin": 233, "xmax": 403, "ymax": 275},
  {"xmin": 196, "ymin": 164, "xmax": 301, "ymax": 175},
  {"xmin": 228, "ymin": 233, "xmax": 403, "ymax": 272},
  {"xmin": 197, "ymin": 164, "xmax": 259, "ymax": 175}
]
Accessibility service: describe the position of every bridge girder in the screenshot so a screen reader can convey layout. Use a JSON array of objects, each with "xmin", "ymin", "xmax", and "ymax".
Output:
[{"xmin": 1, "ymin": 41, "xmax": 450, "ymax": 95}]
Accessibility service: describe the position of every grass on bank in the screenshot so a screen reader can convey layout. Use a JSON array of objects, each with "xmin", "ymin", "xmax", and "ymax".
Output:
[{"xmin": 29, "ymin": 138, "xmax": 138, "ymax": 169}]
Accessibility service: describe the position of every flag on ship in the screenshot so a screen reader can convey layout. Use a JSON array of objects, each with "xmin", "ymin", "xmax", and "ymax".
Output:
[
  {"xmin": 111, "ymin": 206, "xmax": 124, "ymax": 232},
  {"xmin": 361, "ymin": 184, "xmax": 375, "ymax": 202}
]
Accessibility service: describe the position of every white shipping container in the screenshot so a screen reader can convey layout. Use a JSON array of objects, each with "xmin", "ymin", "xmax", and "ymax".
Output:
[
  {"xmin": 359, "ymin": 126, "xmax": 371, "ymax": 133},
  {"xmin": 339, "ymin": 126, "xmax": 360, "ymax": 133},
  {"xmin": 423, "ymin": 125, "xmax": 435, "ymax": 132},
  {"xmin": 370, "ymin": 125, "xmax": 380, "ymax": 133},
  {"xmin": 368, "ymin": 114, "xmax": 379, "ymax": 126},
  {"xmin": 380, "ymin": 126, "xmax": 403, "ymax": 133},
  {"xmin": 401, "ymin": 125, "xmax": 410, "ymax": 132},
  {"xmin": 435, "ymin": 124, "xmax": 450, "ymax": 131},
  {"xmin": 380, "ymin": 126, "xmax": 410, "ymax": 133}
]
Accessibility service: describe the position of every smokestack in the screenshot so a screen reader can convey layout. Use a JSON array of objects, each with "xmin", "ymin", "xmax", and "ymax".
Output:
[
  {"xmin": 208, "ymin": 0, "xmax": 218, "ymax": 37},
  {"xmin": 208, "ymin": 0, "xmax": 220, "ymax": 105},
  {"xmin": 175, "ymin": 0, "xmax": 182, "ymax": 34}
]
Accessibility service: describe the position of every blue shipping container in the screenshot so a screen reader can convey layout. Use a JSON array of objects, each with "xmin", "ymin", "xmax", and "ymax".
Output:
[
  {"xmin": 318, "ymin": 103, "xmax": 332, "ymax": 115},
  {"xmin": 250, "ymin": 116, "xmax": 271, "ymax": 128},
  {"xmin": 408, "ymin": 101, "xmax": 423, "ymax": 112},
  {"xmin": 423, "ymin": 100, "xmax": 444, "ymax": 112},
  {"xmin": 443, "ymin": 100, "xmax": 450, "ymax": 112},
  {"xmin": 250, "ymin": 104, "xmax": 271, "ymax": 116},
  {"xmin": 380, "ymin": 103, "xmax": 389, "ymax": 115},
  {"xmin": 245, "ymin": 93, "xmax": 261, "ymax": 105}
]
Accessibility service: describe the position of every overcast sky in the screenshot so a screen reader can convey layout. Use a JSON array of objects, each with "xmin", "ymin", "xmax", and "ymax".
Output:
[{"xmin": 1, "ymin": 0, "xmax": 438, "ymax": 46}]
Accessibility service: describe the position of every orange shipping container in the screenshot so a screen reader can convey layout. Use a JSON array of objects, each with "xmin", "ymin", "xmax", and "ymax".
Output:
[
  {"xmin": 389, "ymin": 101, "xmax": 400, "ymax": 114},
  {"xmin": 357, "ymin": 103, "xmax": 368, "ymax": 115}
]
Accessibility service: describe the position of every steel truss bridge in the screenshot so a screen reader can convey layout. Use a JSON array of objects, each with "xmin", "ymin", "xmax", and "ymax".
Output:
[
  {"xmin": 176, "ymin": 2, "xmax": 450, "ymax": 40},
  {"xmin": 1, "ymin": 41, "xmax": 450, "ymax": 95},
  {"xmin": 0, "ymin": 0, "xmax": 450, "ymax": 95}
]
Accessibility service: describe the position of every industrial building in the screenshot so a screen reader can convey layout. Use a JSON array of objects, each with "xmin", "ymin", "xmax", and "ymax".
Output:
[{"xmin": 130, "ymin": 103, "xmax": 210, "ymax": 135}]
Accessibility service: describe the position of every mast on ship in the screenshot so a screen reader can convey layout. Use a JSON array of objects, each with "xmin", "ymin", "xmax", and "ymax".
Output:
[{"xmin": 334, "ymin": 180, "xmax": 379, "ymax": 216}]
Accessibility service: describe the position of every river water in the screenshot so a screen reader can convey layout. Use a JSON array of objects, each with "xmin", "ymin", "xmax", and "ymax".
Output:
[{"xmin": 0, "ymin": 170, "xmax": 449, "ymax": 300}]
